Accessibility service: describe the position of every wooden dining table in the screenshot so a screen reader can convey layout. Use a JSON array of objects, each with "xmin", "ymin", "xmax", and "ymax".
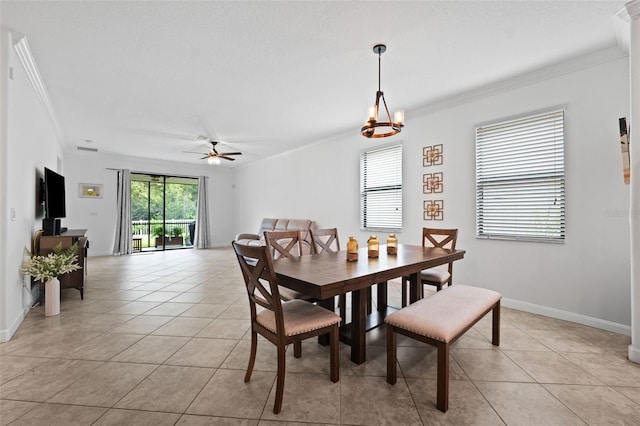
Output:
[{"xmin": 273, "ymin": 243, "xmax": 466, "ymax": 364}]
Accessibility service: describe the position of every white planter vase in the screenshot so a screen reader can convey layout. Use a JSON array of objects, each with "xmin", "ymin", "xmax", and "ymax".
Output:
[{"xmin": 44, "ymin": 277, "xmax": 60, "ymax": 316}]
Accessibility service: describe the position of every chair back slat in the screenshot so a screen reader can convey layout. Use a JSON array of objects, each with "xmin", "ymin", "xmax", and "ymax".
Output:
[
  {"xmin": 264, "ymin": 230, "xmax": 304, "ymax": 260},
  {"xmin": 232, "ymin": 241, "xmax": 284, "ymax": 331},
  {"xmin": 310, "ymin": 228, "xmax": 340, "ymax": 254},
  {"xmin": 422, "ymin": 228, "xmax": 458, "ymax": 250},
  {"xmin": 422, "ymin": 227, "xmax": 458, "ymax": 278}
]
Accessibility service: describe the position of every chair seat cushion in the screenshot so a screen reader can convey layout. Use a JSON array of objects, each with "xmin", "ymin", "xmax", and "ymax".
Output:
[
  {"xmin": 421, "ymin": 268, "xmax": 450, "ymax": 284},
  {"xmin": 257, "ymin": 299, "xmax": 341, "ymax": 337},
  {"xmin": 385, "ymin": 285, "xmax": 501, "ymax": 343},
  {"xmin": 278, "ymin": 286, "xmax": 310, "ymax": 301}
]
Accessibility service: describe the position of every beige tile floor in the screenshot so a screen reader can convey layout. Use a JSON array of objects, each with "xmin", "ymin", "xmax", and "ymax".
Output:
[{"xmin": 1, "ymin": 247, "xmax": 639, "ymax": 425}]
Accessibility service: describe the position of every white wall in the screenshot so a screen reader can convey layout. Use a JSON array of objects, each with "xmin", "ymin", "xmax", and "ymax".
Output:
[
  {"xmin": 0, "ymin": 31, "xmax": 66, "ymax": 340},
  {"xmin": 64, "ymin": 150, "xmax": 235, "ymax": 256},
  {"xmin": 234, "ymin": 51, "xmax": 631, "ymax": 332}
]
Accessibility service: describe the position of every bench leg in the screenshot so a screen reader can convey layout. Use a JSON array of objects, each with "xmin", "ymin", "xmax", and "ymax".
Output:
[
  {"xmin": 436, "ymin": 342, "xmax": 449, "ymax": 412},
  {"xmin": 386, "ymin": 325, "xmax": 397, "ymax": 384},
  {"xmin": 492, "ymin": 300, "xmax": 500, "ymax": 346}
]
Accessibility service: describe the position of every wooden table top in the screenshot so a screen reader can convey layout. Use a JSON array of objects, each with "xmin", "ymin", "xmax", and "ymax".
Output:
[{"xmin": 274, "ymin": 244, "xmax": 465, "ymax": 300}]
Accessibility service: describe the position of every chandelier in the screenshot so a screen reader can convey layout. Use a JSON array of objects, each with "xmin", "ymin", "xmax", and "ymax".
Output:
[{"xmin": 361, "ymin": 44, "xmax": 404, "ymax": 138}]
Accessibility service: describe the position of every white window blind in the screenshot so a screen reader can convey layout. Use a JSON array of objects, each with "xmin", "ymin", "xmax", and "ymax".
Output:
[
  {"xmin": 476, "ymin": 109, "xmax": 565, "ymax": 242},
  {"xmin": 360, "ymin": 144, "xmax": 402, "ymax": 231}
]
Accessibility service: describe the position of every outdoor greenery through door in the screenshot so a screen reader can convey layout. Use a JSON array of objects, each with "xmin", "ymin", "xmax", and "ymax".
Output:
[{"xmin": 131, "ymin": 173, "xmax": 199, "ymax": 250}]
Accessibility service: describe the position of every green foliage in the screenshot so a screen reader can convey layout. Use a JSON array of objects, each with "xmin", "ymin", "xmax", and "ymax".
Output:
[
  {"xmin": 153, "ymin": 225, "xmax": 165, "ymax": 238},
  {"xmin": 22, "ymin": 242, "xmax": 80, "ymax": 282},
  {"xmin": 131, "ymin": 179, "xmax": 198, "ymax": 222},
  {"xmin": 171, "ymin": 227, "xmax": 184, "ymax": 237}
]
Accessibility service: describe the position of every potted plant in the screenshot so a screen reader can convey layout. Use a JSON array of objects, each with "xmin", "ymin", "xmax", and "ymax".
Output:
[
  {"xmin": 168, "ymin": 226, "xmax": 184, "ymax": 246},
  {"xmin": 22, "ymin": 242, "xmax": 80, "ymax": 316},
  {"xmin": 153, "ymin": 225, "xmax": 165, "ymax": 247}
]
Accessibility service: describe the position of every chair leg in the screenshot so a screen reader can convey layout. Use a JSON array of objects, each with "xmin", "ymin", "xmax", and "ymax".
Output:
[
  {"xmin": 386, "ymin": 325, "xmax": 397, "ymax": 384},
  {"xmin": 294, "ymin": 341, "xmax": 302, "ymax": 358},
  {"xmin": 492, "ymin": 301, "xmax": 501, "ymax": 346},
  {"xmin": 339, "ymin": 294, "xmax": 347, "ymax": 323},
  {"xmin": 436, "ymin": 342, "xmax": 450, "ymax": 412},
  {"xmin": 401, "ymin": 277, "xmax": 407, "ymax": 307},
  {"xmin": 274, "ymin": 344, "xmax": 286, "ymax": 414},
  {"xmin": 330, "ymin": 324, "xmax": 339, "ymax": 383},
  {"xmin": 245, "ymin": 331, "xmax": 258, "ymax": 382}
]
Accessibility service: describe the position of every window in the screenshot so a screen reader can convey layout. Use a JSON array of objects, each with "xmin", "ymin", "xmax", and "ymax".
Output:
[
  {"xmin": 476, "ymin": 109, "xmax": 565, "ymax": 242},
  {"xmin": 360, "ymin": 144, "xmax": 402, "ymax": 231}
]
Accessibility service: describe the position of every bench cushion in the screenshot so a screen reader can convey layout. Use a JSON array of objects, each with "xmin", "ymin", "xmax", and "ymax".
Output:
[{"xmin": 385, "ymin": 285, "xmax": 501, "ymax": 343}]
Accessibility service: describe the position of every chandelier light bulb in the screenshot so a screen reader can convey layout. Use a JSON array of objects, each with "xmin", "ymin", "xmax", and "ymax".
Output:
[{"xmin": 208, "ymin": 156, "xmax": 221, "ymax": 165}]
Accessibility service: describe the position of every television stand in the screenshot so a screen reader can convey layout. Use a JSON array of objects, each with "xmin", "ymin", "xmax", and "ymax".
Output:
[{"xmin": 38, "ymin": 229, "xmax": 88, "ymax": 299}]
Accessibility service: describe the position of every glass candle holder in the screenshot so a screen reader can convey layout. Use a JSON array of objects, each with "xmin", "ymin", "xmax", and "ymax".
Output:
[
  {"xmin": 367, "ymin": 235, "xmax": 379, "ymax": 258},
  {"xmin": 346, "ymin": 236, "xmax": 359, "ymax": 262},
  {"xmin": 387, "ymin": 233, "xmax": 397, "ymax": 255}
]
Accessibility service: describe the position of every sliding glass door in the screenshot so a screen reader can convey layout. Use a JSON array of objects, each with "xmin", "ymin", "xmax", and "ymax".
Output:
[{"xmin": 131, "ymin": 173, "xmax": 198, "ymax": 251}]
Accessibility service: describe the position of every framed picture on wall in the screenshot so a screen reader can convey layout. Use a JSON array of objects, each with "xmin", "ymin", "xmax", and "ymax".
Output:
[{"xmin": 78, "ymin": 183, "xmax": 103, "ymax": 198}]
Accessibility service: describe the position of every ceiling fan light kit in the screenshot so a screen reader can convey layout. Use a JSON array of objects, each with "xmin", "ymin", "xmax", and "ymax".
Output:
[
  {"xmin": 190, "ymin": 138, "xmax": 242, "ymax": 165},
  {"xmin": 361, "ymin": 44, "xmax": 404, "ymax": 139},
  {"xmin": 207, "ymin": 155, "xmax": 222, "ymax": 165}
]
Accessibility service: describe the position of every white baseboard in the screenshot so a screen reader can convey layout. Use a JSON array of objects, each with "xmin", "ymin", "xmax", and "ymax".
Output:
[
  {"xmin": 629, "ymin": 345, "xmax": 640, "ymax": 363},
  {"xmin": 502, "ymin": 297, "xmax": 631, "ymax": 336},
  {"xmin": 0, "ymin": 305, "xmax": 30, "ymax": 342}
]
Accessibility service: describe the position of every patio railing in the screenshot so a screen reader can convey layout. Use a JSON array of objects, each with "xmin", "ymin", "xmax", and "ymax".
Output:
[{"xmin": 132, "ymin": 219, "xmax": 195, "ymax": 247}]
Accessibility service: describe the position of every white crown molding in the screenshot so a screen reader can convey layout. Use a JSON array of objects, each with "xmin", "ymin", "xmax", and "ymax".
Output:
[
  {"xmin": 10, "ymin": 32, "xmax": 64, "ymax": 143},
  {"xmin": 411, "ymin": 46, "xmax": 628, "ymax": 117},
  {"xmin": 616, "ymin": 0, "xmax": 640, "ymax": 52}
]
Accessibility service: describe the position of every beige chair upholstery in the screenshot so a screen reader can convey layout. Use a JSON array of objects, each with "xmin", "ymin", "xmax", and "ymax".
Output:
[
  {"xmin": 232, "ymin": 241, "xmax": 340, "ymax": 414},
  {"xmin": 386, "ymin": 285, "xmax": 501, "ymax": 412}
]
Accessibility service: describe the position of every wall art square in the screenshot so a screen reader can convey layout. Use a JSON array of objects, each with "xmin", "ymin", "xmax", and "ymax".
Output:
[
  {"xmin": 423, "ymin": 172, "xmax": 443, "ymax": 193},
  {"xmin": 423, "ymin": 200, "xmax": 444, "ymax": 221},
  {"xmin": 423, "ymin": 144, "xmax": 443, "ymax": 167},
  {"xmin": 78, "ymin": 183, "xmax": 103, "ymax": 198}
]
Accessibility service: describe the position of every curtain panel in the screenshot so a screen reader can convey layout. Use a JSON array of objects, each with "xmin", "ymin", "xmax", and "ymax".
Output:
[
  {"xmin": 194, "ymin": 175, "xmax": 211, "ymax": 249},
  {"xmin": 112, "ymin": 169, "xmax": 132, "ymax": 255}
]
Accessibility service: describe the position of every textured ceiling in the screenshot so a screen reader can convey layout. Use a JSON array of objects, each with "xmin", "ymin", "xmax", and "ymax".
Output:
[{"xmin": 0, "ymin": 1, "xmax": 628, "ymax": 167}]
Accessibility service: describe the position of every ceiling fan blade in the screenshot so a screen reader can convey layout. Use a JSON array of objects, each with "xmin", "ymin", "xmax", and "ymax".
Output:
[
  {"xmin": 199, "ymin": 156, "xmax": 209, "ymax": 160},
  {"xmin": 218, "ymin": 155, "xmax": 236, "ymax": 161},
  {"xmin": 219, "ymin": 152, "xmax": 242, "ymax": 156}
]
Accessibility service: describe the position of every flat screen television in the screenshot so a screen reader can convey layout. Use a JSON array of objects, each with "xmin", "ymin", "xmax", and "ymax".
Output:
[{"xmin": 44, "ymin": 167, "xmax": 66, "ymax": 219}]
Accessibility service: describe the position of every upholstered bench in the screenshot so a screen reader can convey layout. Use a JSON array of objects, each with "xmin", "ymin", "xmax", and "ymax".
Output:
[{"xmin": 385, "ymin": 285, "xmax": 501, "ymax": 412}]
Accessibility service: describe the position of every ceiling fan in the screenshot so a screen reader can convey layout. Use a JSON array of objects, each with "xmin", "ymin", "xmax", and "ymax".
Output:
[{"xmin": 185, "ymin": 138, "xmax": 242, "ymax": 164}]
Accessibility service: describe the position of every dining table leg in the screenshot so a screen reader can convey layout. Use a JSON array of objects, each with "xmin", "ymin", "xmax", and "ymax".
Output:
[
  {"xmin": 317, "ymin": 298, "xmax": 334, "ymax": 346},
  {"xmin": 409, "ymin": 272, "xmax": 420, "ymax": 304},
  {"xmin": 377, "ymin": 281, "xmax": 388, "ymax": 311},
  {"xmin": 351, "ymin": 288, "xmax": 367, "ymax": 364}
]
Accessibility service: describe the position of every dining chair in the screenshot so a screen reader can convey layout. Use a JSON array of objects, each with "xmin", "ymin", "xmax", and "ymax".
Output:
[
  {"xmin": 309, "ymin": 228, "xmax": 348, "ymax": 321},
  {"xmin": 231, "ymin": 241, "xmax": 340, "ymax": 414},
  {"xmin": 309, "ymin": 228, "xmax": 340, "ymax": 255},
  {"xmin": 264, "ymin": 230, "xmax": 304, "ymax": 260},
  {"xmin": 264, "ymin": 230, "xmax": 311, "ymax": 302},
  {"xmin": 401, "ymin": 227, "xmax": 458, "ymax": 307}
]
